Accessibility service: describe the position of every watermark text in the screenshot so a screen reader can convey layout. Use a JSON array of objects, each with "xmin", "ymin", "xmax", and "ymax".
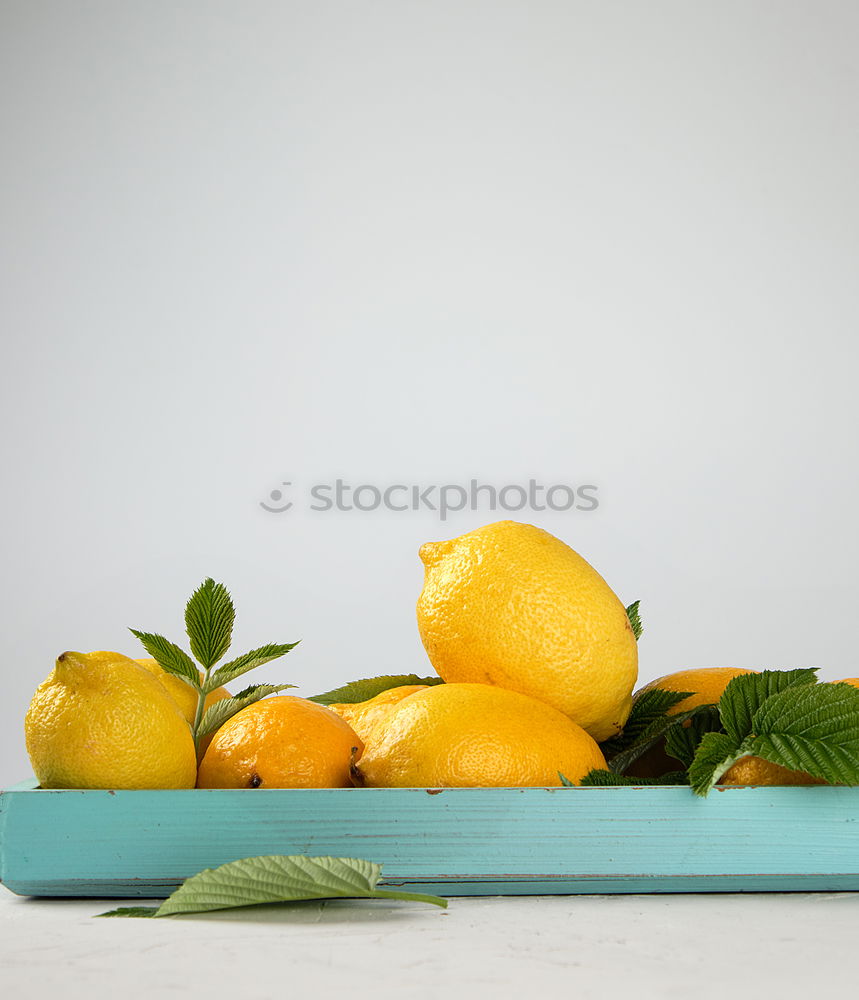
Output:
[{"xmin": 260, "ymin": 479, "xmax": 599, "ymax": 520}]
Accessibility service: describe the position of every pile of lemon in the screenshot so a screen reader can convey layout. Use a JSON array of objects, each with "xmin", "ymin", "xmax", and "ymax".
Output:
[{"xmin": 25, "ymin": 520, "xmax": 852, "ymax": 791}]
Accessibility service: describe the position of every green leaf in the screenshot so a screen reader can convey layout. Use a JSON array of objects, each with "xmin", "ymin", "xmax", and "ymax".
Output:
[
  {"xmin": 688, "ymin": 732, "xmax": 747, "ymax": 796},
  {"xmin": 308, "ymin": 674, "xmax": 444, "ymax": 706},
  {"xmin": 196, "ymin": 684, "xmax": 297, "ymax": 740},
  {"xmin": 577, "ymin": 769, "xmax": 689, "ymax": 786},
  {"xmin": 98, "ymin": 906, "xmax": 158, "ymax": 918},
  {"xmin": 128, "ymin": 630, "xmax": 200, "ymax": 687},
  {"xmin": 600, "ymin": 687, "xmax": 692, "ymax": 761},
  {"xmin": 719, "ymin": 668, "xmax": 818, "ymax": 744},
  {"xmin": 185, "ymin": 578, "xmax": 236, "ymax": 669},
  {"xmin": 748, "ymin": 682, "xmax": 859, "ymax": 785},
  {"xmin": 625, "ymin": 600, "xmax": 643, "ymax": 640},
  {"xmin": 607, "ymin": 709, "xmax": 708, "ymax": 774},
  {"xmin": 206, "ymin": 642, "xmax": 300, "ymax": 692},
  {"xmin": 97, "ymin": 855, "xmax": 447, "ymax": 918},
  {"xmin": 664, "ymin": 705, "xmax": 723, "ymax": 767}
]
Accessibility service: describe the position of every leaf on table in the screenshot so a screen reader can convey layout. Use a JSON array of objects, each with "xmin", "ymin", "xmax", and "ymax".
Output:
[{"xmin": 97, "ymin": 855, "xmax": 447, "ymax": 918}]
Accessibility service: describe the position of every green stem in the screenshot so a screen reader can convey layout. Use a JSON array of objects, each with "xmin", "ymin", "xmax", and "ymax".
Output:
[{"xmin": 191, "ymin": 669, "xmax": 212, "ymax": 756}]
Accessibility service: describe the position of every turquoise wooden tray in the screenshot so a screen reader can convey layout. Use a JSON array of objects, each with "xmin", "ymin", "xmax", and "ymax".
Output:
[{"xmin": 2, "ymin": 779, "xmax": 858, "ymax": 897}]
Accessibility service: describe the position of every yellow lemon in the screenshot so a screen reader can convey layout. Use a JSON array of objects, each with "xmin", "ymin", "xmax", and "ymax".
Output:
[
  {"xmin": 627, "ymin": 666, "xmax": 757, "ymax": 778},
  {"xmin": 634, "ymin": 666, "xmax": 757, "ymax": 715},
  {"xmin": 717, "ymin": 678, "xmax": 857, "ymax": 787},
  {"xmin": 416, "ymin": 520, "xmax": 637, "ymax": 741},
  {"xmin": 135, "ymin": 658, "xmax": 231, "ymax": 725},
  {"xmin": 357, "ymin": 683, "xmax": 607, "ymax": 787},
  {"xmin": 719, "ymin": 756, "xmax": 824, "ymax": 786},
  {"xmin": 24, "ymin": 651, "xmax": 197, "ymax": 789},
  {"xmin": 328, "ymin": 685, "xmax": 429, "ymax": 746},
  {"xmin": 197, "ymin": 696, "xmax": 363, "ymax": 789},
  {"xmin": 135, "ymin": 657, "xmax": 232, "ymax": 754},
  {"xmin": 631, "ymin": 668, "xmax": 830, "ymax": 785}
]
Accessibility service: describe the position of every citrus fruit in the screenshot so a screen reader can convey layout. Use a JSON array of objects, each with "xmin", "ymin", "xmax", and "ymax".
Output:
[
  {"xmin": 197, "ymin": 696, "xmax": 364, "ymax": 788},
  {"xmin": 626, "ymin": 666, "xmax": 757, "ymax": 779},
  {"xmin": 719, "ymin": 756, "xmax": 824, "ymax": 786},
  {"xmin": 634, "ymin": 666, "xmax": 757, "ymax": 715},
  {"xmin": 329, "ymin": 685, "xmax": 428, "ymax": 745},
  {"xmin": 136, "ymin": 657, "xmax": 231, "ymax": 725},
  {"xmin": 416, "ymin": 520, "xmax": 638, "ymax": 741},
  {"xmin": 717, "ymin": 677, "xmax": 858, "ymax": 786},
  {"xmin": 356, "ymin": 683, "xmax": 607, "ymax": 787},
  {"xmin": 24, "ymin": 650, "xmax": 197, "ymax": 789}
]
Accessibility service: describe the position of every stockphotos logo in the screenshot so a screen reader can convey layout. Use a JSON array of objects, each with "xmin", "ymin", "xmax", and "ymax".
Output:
[{"xmin": 260, "ymin": 479, "xmax": 599, "ymax": 521}]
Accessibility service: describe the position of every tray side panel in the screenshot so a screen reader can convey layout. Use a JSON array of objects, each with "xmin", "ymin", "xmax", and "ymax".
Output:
[{"xmin": 2, "ymin": 785, "xmax": 858, "ymax": 897}]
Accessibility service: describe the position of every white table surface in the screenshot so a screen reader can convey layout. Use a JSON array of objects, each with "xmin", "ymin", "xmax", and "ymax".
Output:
[{"xmin": 2, "ymin": 888, "xmax": 857, "ymax": 998}]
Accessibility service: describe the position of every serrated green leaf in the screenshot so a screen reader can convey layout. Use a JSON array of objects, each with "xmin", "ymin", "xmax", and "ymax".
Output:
[
  {"xmin": 607, "ymin": 696, "xmax": 728, "ymax": 774},
  {"xmin": 578, "ymin": 769, "xmax": 689, "ymax": 786},
  {"xmin": 99, "ymin": 855, "xmax": 447, "ymax": 918},
  {"xmin": 607, "ymin": 708, "xmax": 707, "ymax": 774},
  {"xmin": 751, "ymin": 735, "xmax": 859, "ymax": 784},
  {"xmin": 664, "ymin": 705, "xmax": 723, "ymax": 767},
  {"xmin": 688, "ymin": 732, "xmax": 747, "ymax": 796},
  {"xmin": 308, "ymin": 674, "xmax": 445, "ymax": 706},
  {"xmin": 206, "ymin": 642, "xmax": 300, "ymax": 691},
  {"xmin": 600, "ymin": 687, "xmax": 693, "ymax": 762},
  {"xmin": 720, "ymin": 668, "xmax": 818, "ymax": 744},
  {"xmin": 128, "ymin": 630, "xmax": 200, "ymax": 687},
  {"xmin": 196, "ymin": 684, "xmax": 296, "ymax": 740},
  {"xmin": 98, "ymin": 906, "xmax": 158, "ymax": 918},
  {"xmin": 625, "ymin": 600, "xmax": 643, "ymax": 640},
  {"xmin": 185, "ymin": 578, "xmax": 235, "ymax": 669},
  {"xmin": 752, "ymin": 680, "xmax": 859, "ymax": 741},
  {"xmin": 748, "ymin": 682, "xmax": 859, "ymax": 785}
]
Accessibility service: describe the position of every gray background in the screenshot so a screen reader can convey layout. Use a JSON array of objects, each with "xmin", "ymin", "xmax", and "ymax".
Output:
[{"xmin": 2, "ymin": 1, "xmax": 857, "ymax": 787}]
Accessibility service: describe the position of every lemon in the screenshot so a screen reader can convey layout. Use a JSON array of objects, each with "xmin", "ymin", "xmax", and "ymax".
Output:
[
  {"xmin": 416, "ymin": 520, "xmax": 638, "ymax": 741},
  {"xmin": 328, "ymin": 685, "xmax": 428, "ymax": 745},
  {"xmin": 197, "ymin": 696, "xmax": 363, "ymax": 788},
  {"xmin": 626, "ymin": 667, "xmax": 758, "ymax": 779},
  {"xmin": 720, "ymin": 756, "xmax": 824, "ymax": 786},
  {"xmin": 135, "ymin": 657, "xmax": 232, "ymax": 754},
  {"xmin": 715, "ymin": 674, "xmax": 850, "ymax": 786},
  {"xmin": 357, "ymin": 683, "xmax": 606, "ymax": 787},
  {"xmin": 634, "ymin": 666, "xmax": 757, "ymax": 715},
  {"xmin": 630, "ymin": 668, "xmax": 829, "ymax": 784},
  {"xmin": 710, "ymin": 677, "xmax": 859, "ymax": 787},
  {"xmin": 135, "ymin": 658, "xmax": 231, "ymax": 725},
  {"xmin": 24, "ymin": 651, "xmax": 197, "ymax": 789}
]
